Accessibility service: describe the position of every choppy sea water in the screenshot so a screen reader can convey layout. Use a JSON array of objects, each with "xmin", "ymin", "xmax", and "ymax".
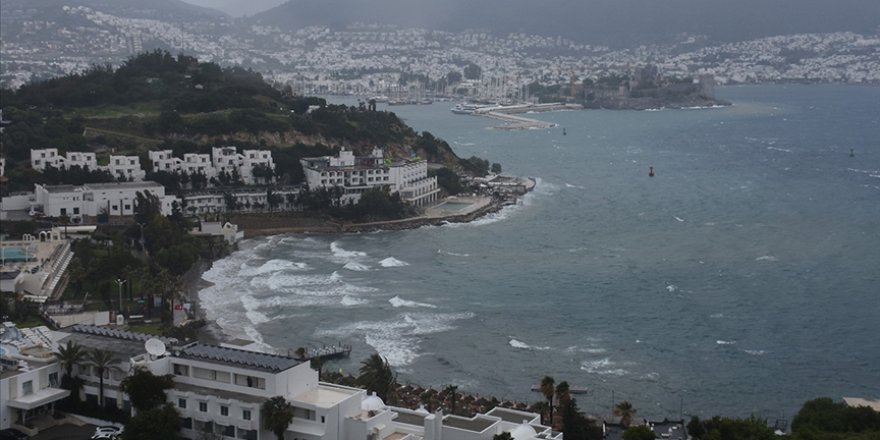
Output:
[{"xmin": 200, "ymin": 85, "xmax": 880, "ymax": 420}]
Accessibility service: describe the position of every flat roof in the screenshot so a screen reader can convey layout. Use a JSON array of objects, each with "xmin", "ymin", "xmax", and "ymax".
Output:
[
  {"xmin": 294, "ymin": 384, "xmax": 360, "ymax": 408},
  {"xmin": 486, "ymin": 407, "xmax": 540, "ymax": 424},
  {"xmin": 176, "ymin": 343, "xmax": 301, "ymax": 373},
  {"xmin": 443, "ymin": 415, "xmax": 497, "ymax": 433},
  {"xmin": 173, "ymin": 381, "xmax": 265, "ymax": 404},
  {"xmin": 394, "ymin": 412, "xmax": 426, "ymax": 426},
  {"xmin": 84, "ymin": 181, "xmax": 163, "ymax": 190},
  {"xmin": 44, "ymin": 185, "xmax": 79, "ymax": 193}
]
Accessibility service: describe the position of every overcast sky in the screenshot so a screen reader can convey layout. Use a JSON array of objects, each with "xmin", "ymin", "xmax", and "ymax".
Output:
[{"xmin": 180, "ymin": 0, "xmax": 287, "ymax": 17}]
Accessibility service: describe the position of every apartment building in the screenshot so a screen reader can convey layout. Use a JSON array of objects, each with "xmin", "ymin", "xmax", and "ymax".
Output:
[{"xmin": 300, "ymin": 147, "xmax": 439, "ymax": 206}]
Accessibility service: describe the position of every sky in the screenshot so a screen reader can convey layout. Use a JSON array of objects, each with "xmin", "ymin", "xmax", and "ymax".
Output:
[{"xmin": 180, "ymin": 0, "xmax": 287, "ymax": 16}]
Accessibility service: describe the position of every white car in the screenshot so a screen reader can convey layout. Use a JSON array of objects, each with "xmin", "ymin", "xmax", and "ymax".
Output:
[{"xmin": 91, "ymin": 426, "xmax": 123, "ymax": 439}]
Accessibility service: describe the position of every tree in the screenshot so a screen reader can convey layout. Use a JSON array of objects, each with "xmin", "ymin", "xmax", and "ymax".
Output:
[
  {"xmin": 125, "ymin": 403, "xmax": 181, "ymax": 440},
  {"xmin": 614, "ymin": 401, "xmax": 637, "ymax": 428},
  {"xmin": 86, "ymin": 348, "xmax": 121, "ymax": 407},
  {"xmin": 262, "ymin": 396, "xmax": 294, "ymax": 440},
  {"xmin": 540, "ymin": 376, "xmax": 555, "ymax": 427},
  {"xmin": 444, "ymin": 385, "xmax": 459, "ymax": 415},
  {"xmin": 560, "ymin": 397, "xmax": 603, "ymax": 440},
  {"xmin": 688, "ymin": 416, "xmax": 706, "ymax": 439},
  {"xmin": 491, "ymin": 163, "xmax": 502, "ymax": 174},
  {"xmin": 120, "ymin": 367, "xmax": 175, "ymax": 411},
  {"xmin": 55, "ymin": 340, "xmax": 87, "ymax": 380},
  {"xmin": 622, "ymin": 425, "xmax": 655, "ymax": 440},
  {"xmin": 357, "ymin": 353, "xmax": 396, "ymax": 403},
  {"xmin": 55, "ymin": 340, "xmax": 87, "ymax": 402}
]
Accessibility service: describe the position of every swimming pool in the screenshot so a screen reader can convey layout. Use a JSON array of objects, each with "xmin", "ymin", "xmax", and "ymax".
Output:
[{"xmin": 0, "ymin": 246, "xmax": 35, "ymax": 263}]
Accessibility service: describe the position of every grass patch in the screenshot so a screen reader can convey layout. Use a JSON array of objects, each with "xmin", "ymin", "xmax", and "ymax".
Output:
[{"xmin": 127, "ymin": 322, "xmax": 165, "ymax": 336}]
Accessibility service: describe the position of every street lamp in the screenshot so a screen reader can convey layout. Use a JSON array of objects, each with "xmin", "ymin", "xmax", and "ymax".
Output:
[{"xmin": 115, "ymin": 278, "xmax": 127, "ymax": 314}]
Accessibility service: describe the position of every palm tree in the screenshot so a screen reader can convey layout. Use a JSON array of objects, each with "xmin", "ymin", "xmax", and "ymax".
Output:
[
  {"xmin": 262, "ymin": 396, "xmax": 294, "ymax": 440},
  {"xmin": 444, "ymin": 385, "xmax": 459, "ymax": 415},
  {"xmin": 55, "ymin": 340, "xmax": 87, "ymax": 379},
  {"xmin": 554, "ymin": 381, "xmax": 571, "ymax": 422},
  {"xmin": 540, "ymin": 376, "xmax": 555, "ymax": 427},
  {"xmin": 55, "ymin": 340, "xmax": 87, "ymax": 402},
  {"xmin": 86, "ymin": 348, "xmax": 120, "ymax": 408},
  {"xmin": 357, "ymin": 353, "xmax": 395, "ymax": 403},
  {"xmin": 614, "ymin": 400, "xmax": 637, "ymax": 428}
]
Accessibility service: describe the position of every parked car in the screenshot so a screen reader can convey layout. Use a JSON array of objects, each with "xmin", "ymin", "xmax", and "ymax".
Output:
[
  {"xmin": 91, "ymin": 425, "xmax": 123, "ymax": 439},
  {"xmin": 0, "ymin": 428, "xmax": 28, "ymax": 440}
]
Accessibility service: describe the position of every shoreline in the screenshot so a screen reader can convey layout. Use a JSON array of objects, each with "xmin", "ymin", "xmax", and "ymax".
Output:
[{"xmin": 187, "ymin": 178, "xmax": 535, "ymax": 345}]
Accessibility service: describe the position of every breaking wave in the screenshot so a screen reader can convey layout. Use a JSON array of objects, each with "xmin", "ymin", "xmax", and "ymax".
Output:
[
  {"xmin": 380, "ymin": 257, "xmax": 410, "ymax": 267},
  {"xmin": 389, "ymin": 296, "xmax": 436, "ymax": 308}
]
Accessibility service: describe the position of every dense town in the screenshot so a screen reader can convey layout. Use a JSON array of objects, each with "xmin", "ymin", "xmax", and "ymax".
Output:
[{"xmin": 2, "ymin": 4, "xmax": 879, "ymax": 92}]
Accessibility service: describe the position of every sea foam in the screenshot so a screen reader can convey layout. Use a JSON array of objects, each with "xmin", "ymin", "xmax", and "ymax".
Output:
[
  {"xmin": 380, "ymin": 257, "xmax": 409, "ymax": 267},
  {"xmin": 389, "ymin": 296, "xmax": 436, "ymax": 308}
]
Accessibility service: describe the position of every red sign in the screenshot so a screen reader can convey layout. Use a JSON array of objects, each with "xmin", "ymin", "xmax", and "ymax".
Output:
[{"xmin": 174, "ymin": 304, "xmax": 183, "ymax": 311}]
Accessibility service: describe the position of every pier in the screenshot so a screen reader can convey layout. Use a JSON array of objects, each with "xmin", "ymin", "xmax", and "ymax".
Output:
[
  {"xmin": 288, "ymin": 342, "xmax": 352, "ymax": 362},
  {"xmin": 470, "ymin": 102, "xmax": 582, "ymax": 130}
]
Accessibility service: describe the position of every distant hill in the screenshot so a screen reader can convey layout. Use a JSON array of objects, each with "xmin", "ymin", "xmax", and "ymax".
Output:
[
  {"xmin": 250, "ymin": 0, "xmax": 880, "ymax": 45},
  {"xmin": 0, "ymin": 51, "xmax": 462, "ymax": 192},
  {"xmin": 0, "ymin": 0, "xmax": 226, "ymax": 22}
]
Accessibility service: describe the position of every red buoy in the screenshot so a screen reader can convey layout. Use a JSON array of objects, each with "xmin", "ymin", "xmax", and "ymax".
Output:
[{"xmin": 649, "ymin": 166, "xmax": 655, "ymax": 177}]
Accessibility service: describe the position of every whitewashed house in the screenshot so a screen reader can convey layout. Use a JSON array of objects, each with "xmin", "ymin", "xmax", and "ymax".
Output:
[
  {"xmin": 107, "ymin": 155, "xmax": 146, "ymax": 181},
  {"xmin": 32, "ymin": 181, "xmax": 176, "ymax": 218}
]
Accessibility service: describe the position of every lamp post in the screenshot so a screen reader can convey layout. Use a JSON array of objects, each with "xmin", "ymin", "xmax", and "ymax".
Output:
[{"xmin": 115, "ymin": 278, "xmax": 127, "ymax": 314}]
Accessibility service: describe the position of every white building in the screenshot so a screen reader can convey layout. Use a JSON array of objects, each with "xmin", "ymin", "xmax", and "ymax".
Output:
[
  {"xmin": 30, "ymin": 148, "xmax": 63, "ymax": 171},
  {"xmin": 30, "ymin": 149, "xmax": 98, "ymax": 171},
  {"xmin": 52, "ymin": 324, "xmax": 559, "ymax": 440},
  {"xmin": 149, "ymin": 149, "xmax": 179, "ymax": 173},
  {"xmin": 301, "ymin": 147, "xmax": 440, "ymax": 206},
  {"xmin": 1, "ymin": 323, "xmax": 69, "ymax": 433},
  {"xmin": 107, "ymin": 155, "xmax": 146, "ymax": 181},
  {"xmin": 212, "ymin": 146, "xmax": 275, "ymax": 185},
  {"xmin": 180, "ymin": 187, "xmax": 300, "ymax": 215},
  {"xmin": 182, "ymin": 153, "xmax": 215, "ymax": 178},
  {"xmin": 33, "ymin": 181, "xmax": 176, "ymax": 218}
]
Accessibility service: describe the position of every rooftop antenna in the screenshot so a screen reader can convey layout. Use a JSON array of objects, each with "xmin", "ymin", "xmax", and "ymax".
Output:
[{"xmin": 145, "ymin": 338, "xmax": 166, "ymax": 358}]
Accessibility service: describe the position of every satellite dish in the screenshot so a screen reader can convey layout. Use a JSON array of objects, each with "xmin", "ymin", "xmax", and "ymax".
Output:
[{"xmin": 145, "ymin": 338, "xmax": 166, "ymax": 357}]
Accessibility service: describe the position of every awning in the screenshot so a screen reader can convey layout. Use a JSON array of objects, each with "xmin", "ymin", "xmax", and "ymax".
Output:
[{"xmin": 7, "ymin": 387, "xmax": 70, "ymax": 410}]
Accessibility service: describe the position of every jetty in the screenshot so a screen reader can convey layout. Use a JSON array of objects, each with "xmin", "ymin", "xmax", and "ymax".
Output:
[
  {"xmin": 531, "ymin": 384, "xmax": 589, "ymax": 394},
  {"xmin": 473, "ymin": 102, "xmax": 582, "ymax": 130},
  {"xmin": 288, "ymin": 342, "xmax": 352, "ymax": 362}
]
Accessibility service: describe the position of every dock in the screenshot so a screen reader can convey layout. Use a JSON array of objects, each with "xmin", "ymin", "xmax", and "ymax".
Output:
[
  {"xmin": 531, "ymin": 384, "xmax": 589, "ymax": 394},
  {"xmin": 473, "ymin": 102, "xmax": 582, "ymax": 130},
  {"xmin": 288, "ymin": 342, "xmax": 352, "ymax": 362}
]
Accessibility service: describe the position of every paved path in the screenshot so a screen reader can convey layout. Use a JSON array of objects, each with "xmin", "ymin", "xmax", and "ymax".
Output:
[{"xmin": 32, "ymin": 423, "xmax": 96, "ymax": 440}]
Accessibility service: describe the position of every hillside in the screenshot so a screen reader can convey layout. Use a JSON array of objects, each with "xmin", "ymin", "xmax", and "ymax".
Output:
[
  {"xmin": 250, "ymin": 0, "xmax": 880, "ymax": 46},
  {"xmin": 0, "ymin": 51, "xmax": 463, "ymax": 193}
]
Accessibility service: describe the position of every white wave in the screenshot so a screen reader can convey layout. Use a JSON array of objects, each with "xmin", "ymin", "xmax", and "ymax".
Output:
[
  {"xmin": 380, "ymin": 257, "xmax": 409, "ymax": 267},
  {"xmin": 755, "ymin": 255, "xmax": 779, "ymax": 262},
  {"xmin": 767, "ymin": 146, "xmax": 792, "ymax": 153},
  {"xmin": 437, "ymin": 249, "xmax": 470, "ymax": 257},
  {"xmin": 317, "ymin": 311, "xmax": 475, "ymax": 366},
  {"xmin": 330, "ymin": 241, "xmax": 367, "ymax": 259},
  {"xmin": 710, "ymin": 313, "xmax": 725, "ymax": 318},
  {"xmin": 666, "ymin": 284, "xmax": 678, "ymax": 292},
  {"xmin": 565, "ymin": 346, "xmax": 608, "ymax": 354},
  {"xmin": 341, "ymin": 295, "xmax": 368, "ymax": 306},
  {"xmin": 343, "ymin": 262, "xmax": 371, "ymax": 271},
  {"xmin": 239, "ymin": 259, "xmax": 309, "ymax": 276},
  {"xmin": 716, "ymin": 340, "xmax": 737, "ymax": 345},
  {"xmin": 744, "ymin": 349, "xmax": 767, "ymax": 356},
  {"xmin": 673, "ymin": 216, "xmax": 685, "ymax": 222},
  {"xmin": 565, "ymin": 183, "xmax": 585, "ymax": 189},
  {"xmin": 389, "ymin": 296, "xmax": 437, "ymax": 308},
  {"xmin": 580, "ymin": 358, "xmax": 630, "ymax": 376},
  {"xmin": 454, "ymin": 141, "xmax": 476, "ymax": 146},
  {"xmin": 509, "ymin": 339, "xmax": 551, "ymax": 350},
  {"xmin": 442, "ymin": 178, "xmax": 555, "ymax": 228},
  {"xmin": 240, "ymin": 294, "xmax": 271, "ymax": 325}
]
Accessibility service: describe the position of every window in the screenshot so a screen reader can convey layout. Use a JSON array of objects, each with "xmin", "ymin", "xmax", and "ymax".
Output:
[
  {"xmin": 221, "ymin": 406, "xmax": 228, "ymax": 416},
  {"xmin": 173, "ymin": 364, "xmax": 189, "ymax": 376},
  {"xmin": 178, "ymin": 398, "xmax": 187, "ymax": 409},
  {"xmin": 23, "ymin": 380, "xmax": 33, "ymax": 396},
  {"xmin": 124, "ymin": 204, "xmax": 131, "ymax": 210},
  {"xmin": 199, "ymin": 402, "xmax": 207, "ymax": 412},
  {"xmin": 60, "ymin": 208, "xmax": 67, "ymax": 216},
  {"xmin": 49, "ymin": 372, "xmax": 59, "ymax": 387},
  {"xmin": 242, "ymin": 409, "xmax": 251, "ymax": 421}
]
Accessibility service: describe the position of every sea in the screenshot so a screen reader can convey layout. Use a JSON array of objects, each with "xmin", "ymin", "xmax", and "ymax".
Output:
[{"xmin": 199, "ymin": 85, "xmax": 880, "ymax": 421}]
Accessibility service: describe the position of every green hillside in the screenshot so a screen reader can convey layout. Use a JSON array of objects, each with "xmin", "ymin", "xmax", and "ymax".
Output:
[{"xmin": 0, "ymin": 50, "xmax": 463, "ymax": 193}]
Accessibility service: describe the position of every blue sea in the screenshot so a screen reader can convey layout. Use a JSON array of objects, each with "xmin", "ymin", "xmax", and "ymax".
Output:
[{"xmin": 200, "ymin": 85, "xmax": 880, "ymax": 420}]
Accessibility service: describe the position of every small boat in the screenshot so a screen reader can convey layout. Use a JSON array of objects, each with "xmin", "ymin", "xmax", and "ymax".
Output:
[{"xmin": 451, "ymin": 103, "xmax": 481, "ymax": 114}]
